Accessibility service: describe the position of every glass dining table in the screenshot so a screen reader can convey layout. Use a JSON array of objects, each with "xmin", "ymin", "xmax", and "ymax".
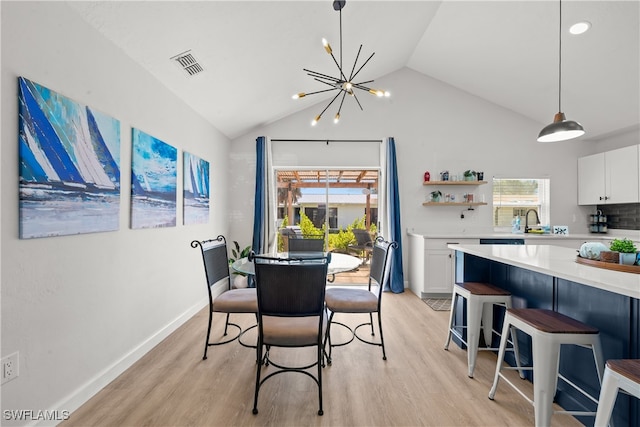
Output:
[{"xmin": 231, "ymin": 252, "xmax": 361, "ymax": 282}]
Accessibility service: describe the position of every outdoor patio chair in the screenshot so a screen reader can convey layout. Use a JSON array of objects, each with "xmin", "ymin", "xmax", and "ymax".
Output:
[{"xmin": 348, "ymin": 228, "xmax": 374, "ymax": 263}]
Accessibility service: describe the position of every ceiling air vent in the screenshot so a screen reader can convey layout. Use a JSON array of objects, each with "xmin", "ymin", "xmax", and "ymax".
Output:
[{"xmin": 170, "ymin": 50, "xmax": 204, "ymax": 76}]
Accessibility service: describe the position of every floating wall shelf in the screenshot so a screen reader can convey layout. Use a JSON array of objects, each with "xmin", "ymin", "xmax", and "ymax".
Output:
[{"xmin": 423, "ymin": 181, "xmax": 487, "ymax": 186}]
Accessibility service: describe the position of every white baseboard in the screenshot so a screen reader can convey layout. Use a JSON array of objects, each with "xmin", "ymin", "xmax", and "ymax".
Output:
[{"xmin": 37, "ymin": 297, "xmax": 208, "ymax": 427}]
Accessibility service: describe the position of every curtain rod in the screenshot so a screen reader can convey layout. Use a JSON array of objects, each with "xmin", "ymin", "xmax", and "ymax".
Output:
[{"xmin": 271, "ymin": 138, "xmax": 383, "ymax": 143}]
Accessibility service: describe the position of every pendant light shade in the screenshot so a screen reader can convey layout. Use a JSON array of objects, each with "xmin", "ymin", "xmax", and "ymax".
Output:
[
  {"xmin": 537, "ymin": 0, "xmax": 585, "ymax": 142},
  {"xmin": 537, "ymin": 112, "xmax": 585, "ymax": 142}
]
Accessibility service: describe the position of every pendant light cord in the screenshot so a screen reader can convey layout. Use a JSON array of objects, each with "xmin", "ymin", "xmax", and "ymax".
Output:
[
  {"xmin": 558, "ymin": 0, "xmax": 562, "ymax": 112},
  {"xmin": 339, "ymin": 7, "xmax": 343, "ymax": 71}
]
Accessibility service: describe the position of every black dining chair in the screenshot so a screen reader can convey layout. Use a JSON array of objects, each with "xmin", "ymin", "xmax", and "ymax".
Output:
[
  {"xmin": 250, "ymin": 252, "xmax": 330, "ymax": 416},
  {"xmin": 325, "ymin": 236, "xmax": 397, "ymax": 362},
  {"xmin": 191, "ymin": 236, "xmax": 257, "ymax": 360},
  {"xmin": 288, "ymin": 236, "xmax": 325, "ymax": 252}
]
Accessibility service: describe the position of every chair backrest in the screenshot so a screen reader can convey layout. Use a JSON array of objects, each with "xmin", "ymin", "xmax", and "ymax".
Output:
[
  {"xmin": 287, "ymin": 237, "xmax": 324, "ymax": 253},
  {"xmin": 353, "ymin": 229, "xmax": 373, "ymax": 246},
  {"xmin": 368, "ymin": 237, "xmax": 398, "ymax": 295},
  {"xmin": 191, "ymin": 236, "xmax": 231, "ymax": 303},
  {"xmin": 252, "ymin": 254, "xmax": 329, "ymax": 317}
]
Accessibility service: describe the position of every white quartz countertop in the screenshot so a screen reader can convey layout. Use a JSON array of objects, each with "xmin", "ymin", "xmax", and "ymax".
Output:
[{"xmin": 449, "ymin": 244, "xmax": 640, "ymax": 300}]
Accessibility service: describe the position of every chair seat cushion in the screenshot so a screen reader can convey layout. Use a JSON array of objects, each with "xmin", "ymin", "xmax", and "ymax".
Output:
[
  {"xmin": 212, "ymin": 288, "xmax": 257, "ymax": 313},
  {"xmin": 325, "ymin": 288, "xmax": 378, "ymax": 313},
  {"xmin": 262, "ymin": 315, "xmax": 327, "ymax": 347}
]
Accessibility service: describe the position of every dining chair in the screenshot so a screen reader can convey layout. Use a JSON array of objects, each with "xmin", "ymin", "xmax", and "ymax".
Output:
[
  {"xmin": 348, "ymin": 228, "xmax": 374, "ymax": 264},
  {"xmin": 288, "ymin": 236, "xmax": 325, "ymax": 252},
  {"xmin": 250, "ymin": 252, "xmax": 330, "ymax": 416},
  {"xmin": 191, "ymin": 236, "xmax": 257, "ymax": 360},
  {"xmin": 325, "ymin": 236, "xmax": 397, "ymax": 362}
]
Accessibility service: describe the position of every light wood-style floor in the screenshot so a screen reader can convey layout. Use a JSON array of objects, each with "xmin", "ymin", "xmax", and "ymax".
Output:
[{"xmin": 62, "ymin": 289, "xmax": 583, "ymax": 427}]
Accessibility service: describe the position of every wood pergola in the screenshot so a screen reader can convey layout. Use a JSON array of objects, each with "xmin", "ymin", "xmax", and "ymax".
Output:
[{"xmin": 277, "ymin": 170, "xmax": 378, "ymax": 229}]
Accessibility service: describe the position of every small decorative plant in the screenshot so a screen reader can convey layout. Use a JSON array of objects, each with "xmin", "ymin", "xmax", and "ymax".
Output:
[
  {"xmin": 609, "ymin": 238, "xmax": 637, "ymax": 253},
  {"xmin": 430, "ymin": 190, "xmax": 442, "ymax": 202},
  {"xmin": 229, "ymin": 241, "xmax": 251, "ymax": 276},
  {"xmin": 463, "ymin": 170, "xmax": 477, "ymax": 180}
]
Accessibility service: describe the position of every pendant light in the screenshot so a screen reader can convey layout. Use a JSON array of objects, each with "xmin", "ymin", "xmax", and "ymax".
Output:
[{"xmin": 537, "ymin": 0, "xmax": 585, "ymax": 142}]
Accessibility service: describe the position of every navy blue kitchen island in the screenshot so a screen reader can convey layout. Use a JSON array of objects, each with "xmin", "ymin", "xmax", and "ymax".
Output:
[{"xmin": 450, "ymin": 244, "xmax": 639, "ymax": 427}]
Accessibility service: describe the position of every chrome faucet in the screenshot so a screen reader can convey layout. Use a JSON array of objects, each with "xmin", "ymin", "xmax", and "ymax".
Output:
[{"xmin": 524, "ymin": 209, "xmax": 540, "ymax": 233}]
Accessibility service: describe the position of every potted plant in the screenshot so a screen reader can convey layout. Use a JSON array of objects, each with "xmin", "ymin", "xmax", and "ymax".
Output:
[
  {"xmin": 463, "ymin": 170, "xmax": 477, "ymax": 181},
  {"xmin": 430, "ymin": 190, "xmax": 442, "ymax": 202},
  {"xmin": 228, "ymin": 241, "xmax": 251, "ymax": 288},
  {"xmin": 609, "ymin": 238, "xmax": 638, "ymax": 265}
]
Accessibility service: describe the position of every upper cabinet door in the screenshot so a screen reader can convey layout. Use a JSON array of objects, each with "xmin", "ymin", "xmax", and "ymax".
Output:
[
  {"xmin": 606, "ymin": 145, "xmax": 639, "ymax": 204},
  {"xmin": 578, "ymin": 145, "xmax": 640, "ymax": 205},
  {"xmin": 578, "ymin": 152, "xmax": 605, "ymax": 205}
]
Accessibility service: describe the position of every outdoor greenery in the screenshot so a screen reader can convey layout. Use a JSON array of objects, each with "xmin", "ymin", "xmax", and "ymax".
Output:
[
  {"xmin": 609, "ymin": 238, "xmax": 637, "ymax": 253},
  {"xmin": 278, "ymin": 213, "xmax": 376, "ymax": 253}
]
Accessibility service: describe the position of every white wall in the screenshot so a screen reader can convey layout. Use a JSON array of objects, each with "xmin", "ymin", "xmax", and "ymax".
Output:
[
  {"xmin": 1, "ymin": 2, "xmax": 229, "ymax": 424},
  {"xmin": 230, "ymin": 67, "xmax": 595, "ymax": 264}
]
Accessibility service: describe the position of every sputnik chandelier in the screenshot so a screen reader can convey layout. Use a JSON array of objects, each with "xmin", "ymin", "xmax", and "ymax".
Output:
[{"xmin": 292, "ymin": 0, "xmax": 389, "ymax": 126}]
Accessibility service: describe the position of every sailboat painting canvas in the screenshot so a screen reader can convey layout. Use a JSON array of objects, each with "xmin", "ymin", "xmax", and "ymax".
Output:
[
  {"xmin": 130, "ymin": 129, "xmax": 177, "ymax": 229},
  {"xmin": 183, "ymin": 152, "xmax": 209, "ymax": 225},
  {"xmin": 18, "ymin": 77, "xmax": 121, "ymax": 239}
]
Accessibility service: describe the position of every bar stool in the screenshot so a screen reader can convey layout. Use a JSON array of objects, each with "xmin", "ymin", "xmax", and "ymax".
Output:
[
  {"xmin": 444, "ymin": 282, "xmax": 520, "ymax": 378},
  {"xmin": 594, "ymin": 359, "xmax": 640, "ymax": 427},
  {"xmin": 489, "ymin": 308, "xmax": 605, "ymax": 427}
]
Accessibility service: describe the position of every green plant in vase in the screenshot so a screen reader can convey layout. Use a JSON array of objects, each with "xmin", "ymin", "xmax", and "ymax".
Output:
[
  {"xmin": 463, "ymin": 170, "xmax": 477, "ymax": 181},
  {"xmin": 430, "ymin": 190, "xmax": 442, "ymax": 202},
  {"xmin": 609, "ymin": 238, "xmax": 638, "ymax": 265},
  {"xmin": 228, "ymin": 241, "xmax": 251, "ymax": 287}
]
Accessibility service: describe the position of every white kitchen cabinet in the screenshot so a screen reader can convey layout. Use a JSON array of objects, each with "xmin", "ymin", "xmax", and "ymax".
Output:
[
  {"xmin": 578, "ymin": 145, "xmax": 639, "ymax": 205},
  {"xmin": 408, "ymin": 235, "xmax": 477, "ymax": 297}
]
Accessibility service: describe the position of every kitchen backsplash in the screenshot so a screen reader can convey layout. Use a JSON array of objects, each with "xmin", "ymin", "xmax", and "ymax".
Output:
[{"xmin": 597, "ymin": 203, "xmax": 640, "ymax": 230}]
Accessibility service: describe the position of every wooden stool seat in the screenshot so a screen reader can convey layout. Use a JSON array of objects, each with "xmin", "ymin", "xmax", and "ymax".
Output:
[
  {"xmin": 458, "ymin": 281, "xmax": 511, "ymax": 296},
  {"xmin": 489, "ymin": 308, "xmax": 604, "ymax": 427},
  {"xmin": 509, "ymin": 308, "xmax": 600, "ymax": 334},
  {"xmin": 606, "ymin": 359, "xmax": 640, "ymax": 384},
  {"xmin": 594, "ymin": 359, "xmax": 640, "ymax": 426},
  {"xmin": 445, "ymin": 282, "xmax": 518, "ymax": 378}
]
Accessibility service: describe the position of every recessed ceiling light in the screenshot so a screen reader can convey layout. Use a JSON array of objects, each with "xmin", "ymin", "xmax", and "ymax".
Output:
[{"xmin": 569, "ymin": 21, "xmax": 591, "ymax": 35}]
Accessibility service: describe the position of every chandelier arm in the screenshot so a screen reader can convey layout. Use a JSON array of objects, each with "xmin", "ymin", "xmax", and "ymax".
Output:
[
  {"xmin": 352, "ymin": 81, "xmax": 374, "ymax": 91},
  {"xmin": 351, "ymin": 91, "xmax": 364, "ymax": 111},
  {"xmin": 304, "ymin": 68, "xmax": 342, "ymax": 84},
  {"xmin": 317, "ymin": 90, "xmax": 345, "ymax": 118},
  {"xmin": 302, "ymin": 87, "xmax": 342, "ymax": 97},
  {"xmin": 336, "ymin": 90, "xmax": 348, "ymax": 114},
  {"xmin": 327, "ymin": 52, "xmax": 348, "ymax": 82},
  {"xmin": 350, "ymin": 52, "xmax": 376, "ymax": 82},
  {"xmin": 348, "ymin": 45, "xmax": 363, "ymax": 81}
]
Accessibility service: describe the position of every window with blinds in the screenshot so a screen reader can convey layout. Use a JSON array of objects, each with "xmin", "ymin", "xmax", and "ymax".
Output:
[{"xmin": 492, "ymin": 178, "xmax": 550, "ymax": 229}]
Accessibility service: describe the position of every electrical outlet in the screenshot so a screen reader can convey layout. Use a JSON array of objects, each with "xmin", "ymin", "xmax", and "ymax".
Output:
[{"xmin": 1, "ymin": 352, "xmax": 19, "ymax": 385}]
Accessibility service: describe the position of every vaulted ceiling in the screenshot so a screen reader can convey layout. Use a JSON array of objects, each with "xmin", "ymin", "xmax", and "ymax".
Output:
[{"xmin": 67, "ymin": 1, "xmax": 639, "ymax": 141}]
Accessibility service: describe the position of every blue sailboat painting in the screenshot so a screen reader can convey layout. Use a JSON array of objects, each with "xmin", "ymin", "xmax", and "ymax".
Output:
[
  {"xmin": 131, "ymin": 129, "xmax": 177, "ymax": 229},
  {"xmin": 183, "ymin": 152, "xmax": 210, "ymax": 225},
  {"xmin": 18, "ymin": 77, "xmax": 121, "ymax": 239}
]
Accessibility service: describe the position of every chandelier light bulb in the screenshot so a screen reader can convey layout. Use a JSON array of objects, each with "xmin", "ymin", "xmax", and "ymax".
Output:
[
  {"xmin": 292, "ymin": 93, "xmax": 306, "ymax": 99},
  {"xmin": 322, "ymin": 38, "xmax": 332, "ymax": 54},
  {"xmin": 334, "ymin": 113, "xmax": 340, "ymax": 123},
  {"xmin": 311, "ymin": 115, "xmax": 321, "ymax": 126}
]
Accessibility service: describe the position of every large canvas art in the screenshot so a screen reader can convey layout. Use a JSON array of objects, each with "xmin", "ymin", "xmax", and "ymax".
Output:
[
  {"xmin": 183, "ymin": 152, "xmax": 210, "ymax": 225},
  {"xmin": 130, "ymin": 129, "xmax": 177, "ymax": 229},
  {"xmin": 18, "ymin": 77, "xmax": 121, "ymax": 239}
]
